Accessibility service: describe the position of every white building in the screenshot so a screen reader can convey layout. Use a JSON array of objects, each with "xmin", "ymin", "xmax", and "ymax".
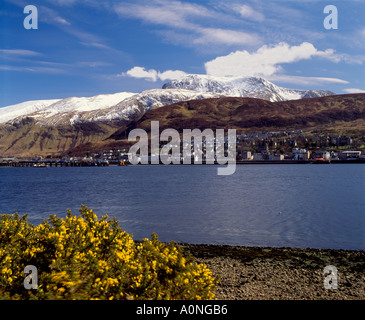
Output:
[
  {"xmin": 339, "ymin": 151, "xmax": 361, "ymax": 160},
  {"xmin": 292, "ymin": 148, "xmax": 310, "ymax": 160}
]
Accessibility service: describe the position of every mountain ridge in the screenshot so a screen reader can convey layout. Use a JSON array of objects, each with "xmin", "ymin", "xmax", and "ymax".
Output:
[
  {"xmin": 0, "ymin": 89, "xmax": 224, "ymax": 127},
  {"xmin": 0, "ymin": 75, "xmax": 348, "ymax": 157},
  {"xmin": 1, "ymin": 93, "xmax": 364, "ymax": 157},
  {"xmin": 163, "ymin": 74, "xmax": 334, "ymax": 102},
  {"xmin": 0, "ymin": 75, "xmax": 334, "ymax": 127}
]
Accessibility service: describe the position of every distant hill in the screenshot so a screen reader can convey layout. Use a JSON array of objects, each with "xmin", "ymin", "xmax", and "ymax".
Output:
[{"xmin": 108, "ymin": 94, "xmax": 365, "ymax": 140}]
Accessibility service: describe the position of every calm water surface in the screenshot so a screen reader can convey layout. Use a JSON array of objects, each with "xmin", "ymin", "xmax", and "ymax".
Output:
[{"xmin": 0, "ymin": 165, "xmax": 364, "ymax": 250}]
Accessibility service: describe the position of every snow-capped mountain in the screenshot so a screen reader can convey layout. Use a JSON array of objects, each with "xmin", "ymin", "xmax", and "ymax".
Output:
[
  {"xmin": 0, "ymin": 89, "xmax": 224, "ymax": 126},
  {"xmin": 0, "ymin": 74, "xmax": 334, "ymax": 126},
  {"xmin": 162, "ymin": 74, "xmax": 334, "ymax": 102}
]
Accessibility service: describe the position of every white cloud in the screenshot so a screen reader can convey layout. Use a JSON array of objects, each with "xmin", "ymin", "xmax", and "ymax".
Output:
[
  {"xmin": 39, "ymin": 6, "xmax": 71, "ymax": 26},
  {"xmin": 238, "ymin": 4, "xmax": 264, "ymax": 22},
  {"xmin": 122, "ymin": 42, "xmax": 354, "ymax": 86},
  {"xmin": 53, "ymin": 0, "xmax": 77, "ymax": 5},
  {"xmin": 204, "ymin": 42, "xmax": 350, "ymax": 78},
  {"xmin": 114, "ymin": 0, "xmax": 261, "ymax": 47},
  {"xmin": 343, "ymin": 88, "xmax": 365, "ymax": 93},
  {"xmin": 0, "ymin": 65, "xmax": 66, "ymax": 74},
  {"xmin": 54, "ymin": 16, "xmax": 71, "ymax": 26},
  {"xmin": 36, "ymin": 6, "xmax": 119, "ymax": 53},
  {"xmin": 76, "ymin": 61, "xmax": 112, "ymax": 68},
  {"xmin": 269, "ymin": 74, "xmax": 349, "ymax": 86},
  {"xmin": 157, "ymin": 69, "xmax": 188, "ymax": 81},
  {"xmin": 123, "ymin": 66, "xmax": 158, "ymax": 82},
  {"xmin": 0, "ymin": 49, "xmax": 41, "ymax": 56},
  {"xmin": 194, "ymin": 28, "xmax": 260, "ymax": 46},
  {"xmin": 316, "ymin": 49, "xmax": 364, "ymax": 64},
  {"xmin": 63, "ymin": 28, "xmax": 112, "ymax": 51},
  {"xmin": 122, "ymin": 66, "xmax": 187, "ymax": 82},
  {"xmin": 79, "ymin": 41, "xmax": 111, "ymax": 50},
  {"xmin": 114, "ymin": 0, "xmax": 211, "ymax": 30}
]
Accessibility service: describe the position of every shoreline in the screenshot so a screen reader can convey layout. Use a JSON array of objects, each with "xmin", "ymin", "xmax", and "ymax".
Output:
[
  {"xmin": 179, "ymin": 243, "xmax": 365, "ymax": 300},
  {"xmin": 1, "ymin": 159, "xmax": 365, "ymax": 167}
]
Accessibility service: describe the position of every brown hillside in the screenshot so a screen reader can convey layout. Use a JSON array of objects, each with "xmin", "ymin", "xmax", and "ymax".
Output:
[
  {"xmin": 108, "ymin": 94, "xmax": 365, "ymax": 140},
  {"xmin": 0, "ymin": 118, "xmax": 123, "ymax": 157}
]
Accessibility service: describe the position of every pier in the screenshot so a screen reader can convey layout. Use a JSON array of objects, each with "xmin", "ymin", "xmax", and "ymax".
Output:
[
  {"xmin": 0, "ymin": 160, "xmax": 110, "ymax": 167},
  {"xmin": 1, "ymin": 158, "xmax": 364, "ymax": 167}
]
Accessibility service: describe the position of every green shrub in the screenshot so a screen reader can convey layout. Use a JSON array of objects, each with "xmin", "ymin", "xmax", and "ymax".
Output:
[{"xmin": 0, "ymin": 205, "xmax": 217, "ymax": 300}]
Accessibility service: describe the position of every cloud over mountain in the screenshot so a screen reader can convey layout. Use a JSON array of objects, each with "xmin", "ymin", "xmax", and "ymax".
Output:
[
  {"xmin": 204, "ymin": 42, "xmax": 345, "ymax": 78},
  {"xmin": 122, "ymin": 42, "xmax": 349, "ymax": 87},
  {"xmin": 121, "ymin": 67, "xmax": 187, "ymax": 82}
]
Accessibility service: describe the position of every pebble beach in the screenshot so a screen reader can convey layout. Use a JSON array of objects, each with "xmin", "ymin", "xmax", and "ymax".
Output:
[{"xmin": 181, "ymin": 244, "xmax": 365, "ymax": 300}]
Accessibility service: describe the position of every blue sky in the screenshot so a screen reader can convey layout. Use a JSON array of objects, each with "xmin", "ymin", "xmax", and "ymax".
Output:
[{"xmin": 0, "ymin": 0, "xmax": 364, "ymax": 107}]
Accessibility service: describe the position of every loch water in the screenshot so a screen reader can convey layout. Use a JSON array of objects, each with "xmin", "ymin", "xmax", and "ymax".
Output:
[{"xmin": 0, "ymin": 164, "xmax": 364, "ymax": 250}]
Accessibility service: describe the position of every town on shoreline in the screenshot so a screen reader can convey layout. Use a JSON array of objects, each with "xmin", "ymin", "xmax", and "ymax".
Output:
[{"xmin": 1, "ymin": 130, "xmax": 365, "ymax": 167}]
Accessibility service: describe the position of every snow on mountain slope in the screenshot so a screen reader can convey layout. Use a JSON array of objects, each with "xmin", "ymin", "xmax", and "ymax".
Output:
[
  {"xmin": 163, "ymin": 74, "xmax": 334, "ymax": 102},
  {"xmin": 0, "ymin": 99, "xmax": 61, "ymax": 124},
  {"xmin": 1, "ymin": 92, "xmax": 136, "ymax": 126},
  {"xmin": 45, "ymin": 92, "xmax": 136, "ymax": 115},
  {"xmin": 76, "ymin": 89, "xmax": 225, "ymax": 123},
  {"xmin": 34, "ymin": 92, "xmax": 137, "ymax": 125},
  {"xmin": 0, "ymin": 89, "xmax": 224, "ymax": 126}
]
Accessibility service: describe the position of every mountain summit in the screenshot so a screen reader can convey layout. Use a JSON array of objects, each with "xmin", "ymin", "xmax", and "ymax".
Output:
[{"xmin": 163, "ymin": 74, "xmax": 334, "ymax": 102}]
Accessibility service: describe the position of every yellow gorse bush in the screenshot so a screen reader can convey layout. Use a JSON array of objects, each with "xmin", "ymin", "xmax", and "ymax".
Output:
[{"xmin": 0, "ymin": 205, "xmax": 217, "ymax": 300}]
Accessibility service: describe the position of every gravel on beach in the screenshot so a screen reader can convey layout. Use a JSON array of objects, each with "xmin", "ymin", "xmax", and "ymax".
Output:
[{"xmin": 180, "ymin": 243, "xmax": 365, "ymax": 300}]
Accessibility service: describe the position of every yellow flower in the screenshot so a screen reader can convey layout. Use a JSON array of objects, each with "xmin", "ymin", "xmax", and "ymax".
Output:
[
  {"xmin": 0, "ymin": 206, "xmax": 216, "ymax": 300},
  {"xmin": 58, "ymin": 287, "xmax": 65, "ymax": 294}
]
